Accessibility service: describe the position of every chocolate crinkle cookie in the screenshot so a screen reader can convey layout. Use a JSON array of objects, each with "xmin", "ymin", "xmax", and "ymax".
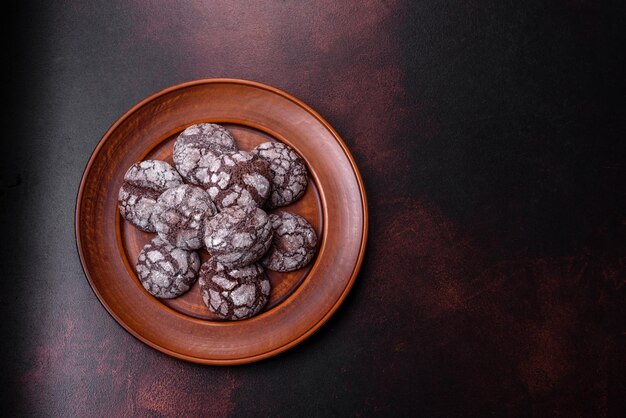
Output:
[
  {"xmin": 251, "ymin": 141, "xmax": 308, "ymax": 208},
  {"xmin": 203, "ymin": 151, "xmax": 271, "ymax": 210},
  {"xmin": 152, "ymin": 184, "xmax": 217, "ymax": 250},
  {"xmin": 136, "ymin": 237, "xmax": 201, "ymax": 299},
  {"xmin": 173, "ymin": 123, "xmax": 238, "ymax": 185},
  {"xmin": 204, "ymin": 205, "xmax": 273, "ymax": 268},
  {"xmin": 262, "ymin": 211, "xmax": 318, "ymax": 272},
  {"xmin": 198, "ymin": 258, "xmax": 270, "ymax": 320},
  {"xmin": 118, "ymin": 160, "xmax": 183, "ymax": 232}
]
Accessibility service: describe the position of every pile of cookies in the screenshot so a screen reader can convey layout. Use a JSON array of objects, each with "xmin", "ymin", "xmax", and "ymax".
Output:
[{"xmin": 118, "ymin": 123, "xmax": 318, "ymax": 320}]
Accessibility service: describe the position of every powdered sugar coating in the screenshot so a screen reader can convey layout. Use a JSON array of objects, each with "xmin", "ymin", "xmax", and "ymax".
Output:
[
  {"xmin": 198, "ymin": 258, "xmax": 270, "ymax": 320},
  {"xmin": 173, "ymin": 123, "xmax": 238, "ymax": 185},
  {"xmin": 118, "ymin": 183, "xmax": 161, "ymax": 232},
  {"xmin": 136, "ymin": 237, "xmax": 201, "ymax": 299},
  {"xmin": 262, "ymin": 211, "xmax": 318, "ymax": 272},
  {"xmin": 152, "ymin": 184, "xmax": 217, "ymax": 250},
  {"xmin": 204, "ymin": 205, "xmax": 273, "ymax": 268},
  {"xmin": 203, "ymin": 151, "xmax": 271, "ymax": 210},
  {"xmin": 124, "ymin": 160, "xmax": 184, "ymax": 191},
  {"xmin": 251, "ymin": 141, "xmax": 308, "ymax": 208},
  {"xmin": 118, "ymin": 160, "xmax": 183, "ymax": 231}
]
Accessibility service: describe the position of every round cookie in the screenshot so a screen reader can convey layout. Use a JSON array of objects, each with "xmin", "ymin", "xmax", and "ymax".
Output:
[
  {"xmin": 152, "ymin": 184, "xmax": 217, "ymax": 250},
  {"xmin": 198, "ymin": 258, "xmax": 270, "ymax": 320},
  {"xmin": 251, "ymin": 141, "xmax": 308, "ymax": 208},
  {"xmin": 118, "ymin": 183, "xmax": 161, "ymax": 232},
  {"xmin": 262, "ymin": 211, "xmax": 318, "ymax": 272},
  {"xmin": 118, "ymin": 160, "xmax": 183, "ymax": 232},
  {"xmin": 204, "ymin": 205, "xmax": 273, "ymax": 268},
  {"xmin": 136, "ymin": 237, "xmax": 201, "ymax": 299},
  {"xmin": 203, "ymin": 151, "xmax": 271, "ymax": 210},
  {"xmin": 173, "ymin": 123, "xmax": 238, "ymax": 185}
]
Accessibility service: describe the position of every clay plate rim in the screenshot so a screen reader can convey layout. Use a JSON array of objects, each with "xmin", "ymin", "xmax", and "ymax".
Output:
[{"xmin": 75, "ymin": 78, "xmax": 369, "ymax": 365}]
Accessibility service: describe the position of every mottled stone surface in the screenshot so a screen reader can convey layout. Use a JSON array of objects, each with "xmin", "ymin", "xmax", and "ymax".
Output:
[
  {"xmin": 198, "ymin": 258, "xmax": 270, "ymax": 320},
  {"xmin": 152, "ymin": 184, "xmax": 217, "ymax": 250},
  {"xmin": 173, "ymin": 123, "xmax": 238, "ymax": 185},
  {"xmin": 251, "ymin": 142, "xmax": 308, "ymax": 209},
  {"xmin": 117, "ymin": 160, "xmax": 183, "ymax": 232},
  {"xmin": 6, "ymin": 1, "xmax": 626, "ymax": 417},
  {"xmin": 262, "ymin": 211, "xmax": 318, "ymax": 272},
  {"xmin": 203, "ymin": 151, "xmax": 271, "ymax": 210},
  {"xmin": 136, "ymin": 237, "xmax": 201, "ymax": 299},
  {"xmin": 204, "ymin": 205, "xmax": 273, "ymax": 268}
]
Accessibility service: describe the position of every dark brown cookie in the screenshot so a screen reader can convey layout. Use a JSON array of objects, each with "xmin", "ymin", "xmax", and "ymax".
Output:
[
  {"xmin": 261, "ymin": 211, "xmax": 318, "ymax": 272},
  {"xmin": 203, "ymin": 205, "xmax": 273, "ymax": 268},
  {"xmin": 203, "ymin": 151, "xmax": 271, "ymax": 210},
  {"xmin": 173, "ymin": 123, "xmax": 238, "ymax": 185},
  {"xmin": 136, "ymin": 237, "xmax": 201, "ymax": 299},
  {"xmin": 118, "ymin": 160, "xmax": 183, "ymax": 232},
  {"xmin": 198, "ymin": 258, "xmax": 270, "ymax": 320},
  {"xmin": 250, "ymin": 141, "xmax": 308, "ymax": 208},
  {"xmin": 152, "ymin": 184, "xmax": 217, "ymax": 250}
]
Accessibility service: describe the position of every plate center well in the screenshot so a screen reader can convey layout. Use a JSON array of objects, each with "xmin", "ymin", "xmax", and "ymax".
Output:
[{"xmin": 119, "ymin": 123, "xmax": 324, "ymax": 320}]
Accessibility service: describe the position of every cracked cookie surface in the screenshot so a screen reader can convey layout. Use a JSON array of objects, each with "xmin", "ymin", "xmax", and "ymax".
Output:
[
  {"xmin": 136, "ymin": 237, "xmax": 201, "ymax": 299},
  {"xmin": 173, "ymin": 123, "xmax": 238, "ymax": 185},
  {"xmin": 262, "ymin": 211, "xmax": 318, "ymax": 272},
  {"xmin": 152, "ymin": 184, "xmax": 217, "ymax": 250},
  {"xmin": 198, "ymin": 258, "xmax": 270, "ymax": 320},
  {"xmin": 251, "ymin": 141, "xmax": 308, "ymax": 208},
  {"xmin": 124, "ymin": 160, "xmax": 184, "ymax": 191},
  {"xmin": 203, "ymin": 151, "xmax": 271, "ymax": 210},
  {"xmin": 118, "ymin": 160, "xmax": 183, "ymax": 232},
  {"xmin": 204, "ymin": 205, "xmax": 273, "ymax": 268}
]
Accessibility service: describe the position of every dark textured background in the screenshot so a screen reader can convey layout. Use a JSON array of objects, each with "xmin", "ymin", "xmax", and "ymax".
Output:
[{"xmin": 2, "ymin": 0, "xmax": 626, "ymax": 416}]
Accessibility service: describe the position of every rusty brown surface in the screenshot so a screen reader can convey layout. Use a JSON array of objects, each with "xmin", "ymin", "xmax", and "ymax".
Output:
[{"xmin": 3, "ymin": 0, "xmax": 626, "ymax": 416}]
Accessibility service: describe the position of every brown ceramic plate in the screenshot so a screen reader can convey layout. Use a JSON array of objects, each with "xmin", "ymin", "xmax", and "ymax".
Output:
[{"xmin": 75, "ymin": 79, "xmax": 368, "ymax": 365}]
